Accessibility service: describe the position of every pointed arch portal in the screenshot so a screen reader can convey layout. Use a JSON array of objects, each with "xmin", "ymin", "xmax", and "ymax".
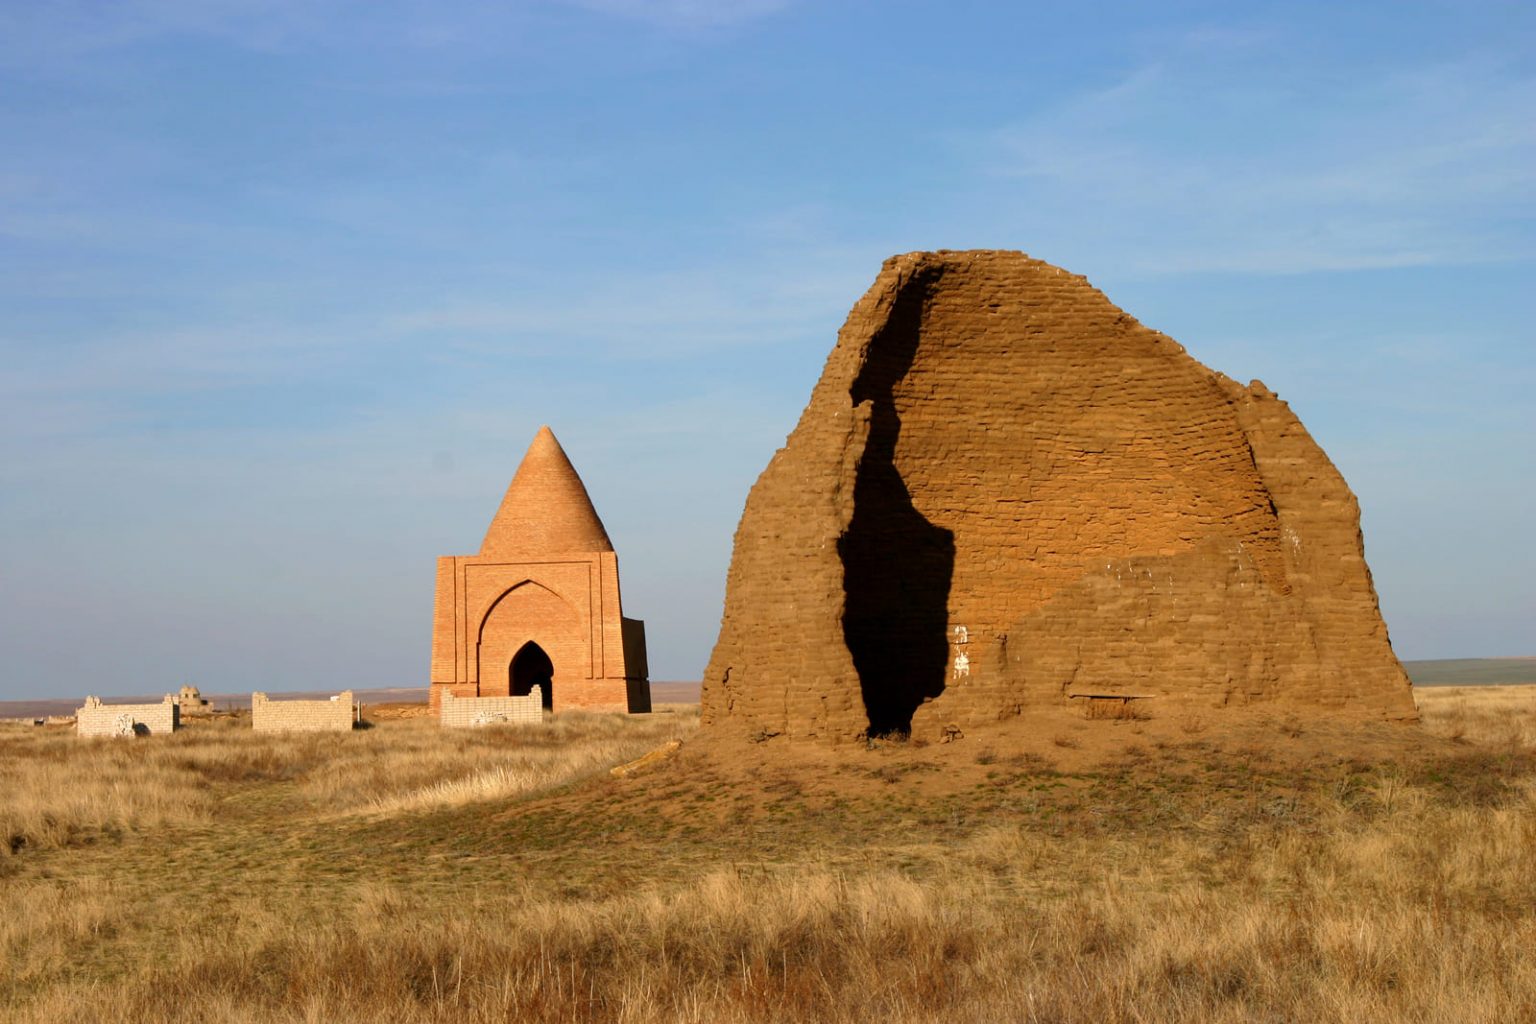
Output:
[{"xmin": 510, "ymin": 641, "xmax": 555, "ymax": 711}]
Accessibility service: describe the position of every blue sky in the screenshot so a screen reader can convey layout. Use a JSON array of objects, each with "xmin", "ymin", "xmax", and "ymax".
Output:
[{"xmin": 1, "ymin": 0, "xmax": 1531, "ymax": 700}]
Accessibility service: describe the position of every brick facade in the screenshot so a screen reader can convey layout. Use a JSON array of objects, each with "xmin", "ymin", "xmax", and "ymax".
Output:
[
  {"xmin": 701, "ymin": 250, "xmax": 1417, "ymax": 744},
  {"xmin": 440, "ymin": 687, "xmax": 546, "ymax": 727},
  {"xmin": 76, "ymin": 695, "xmax": 179, "ymax": 737},
  {"xmin": 251, "ymin": 691, "xmax": 357, "ymax": 733},
  {"xmin": 429, "ymin": 427, "xmax": 650, "ymax": 715}
]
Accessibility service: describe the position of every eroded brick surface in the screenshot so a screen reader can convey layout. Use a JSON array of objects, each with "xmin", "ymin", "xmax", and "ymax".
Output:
[{"xmin": 701, "ymin": 250, "xmax": 1416, "ymax": 744}]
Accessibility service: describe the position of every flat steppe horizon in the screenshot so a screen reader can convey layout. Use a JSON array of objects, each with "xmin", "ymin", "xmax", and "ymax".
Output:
[{"xmin": 4, "ymin": 660, "xmax": 1533, "ymax": 721}]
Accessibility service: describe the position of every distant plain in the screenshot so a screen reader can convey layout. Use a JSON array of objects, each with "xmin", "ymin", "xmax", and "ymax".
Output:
[{"xmin": 5, "ymin": 661, "xmax": 1530, "ymax": 722}]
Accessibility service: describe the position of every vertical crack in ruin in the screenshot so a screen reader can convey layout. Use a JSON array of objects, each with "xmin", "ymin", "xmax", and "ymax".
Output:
[{"xmin": 838, "ymin": 275, "xmax": 955, "ymax": 737}]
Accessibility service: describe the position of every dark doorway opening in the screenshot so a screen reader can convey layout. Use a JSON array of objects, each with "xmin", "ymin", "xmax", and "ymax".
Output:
[
  {"xmin": 837, "ymin": 271, "xmax": 955, "ymax": 738},
  {"xmin": 510, "ymin": 642, "xmax": 554, "ymax": 711}
]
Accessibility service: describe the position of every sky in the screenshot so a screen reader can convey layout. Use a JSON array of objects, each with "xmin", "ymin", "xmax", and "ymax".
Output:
[{"xmin": 1, "ymin": 0, "xmax": 1531, "ymax": 701}]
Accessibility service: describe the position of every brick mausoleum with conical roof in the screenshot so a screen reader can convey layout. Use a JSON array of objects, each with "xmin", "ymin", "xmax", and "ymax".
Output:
[{"xmin": 429, "ymin": 427, "xmax": 650, "ymax": 714}]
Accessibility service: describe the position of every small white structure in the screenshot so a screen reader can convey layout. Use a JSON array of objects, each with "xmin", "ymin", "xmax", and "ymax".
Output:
[
  {"xmin": 251, "ymin": 691, "xmax": 358, "ymax": 733},
  {"xmin": 76, "ymin": 695, "xmax": 179, "ymax": 737},
  {"xmin": 440, "ymin": 687, "xmax": 545, "ymax": 727}
]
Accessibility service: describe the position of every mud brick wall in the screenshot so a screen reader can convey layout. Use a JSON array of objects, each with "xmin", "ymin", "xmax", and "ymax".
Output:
[
  {"xmin": 701, "ymin": 250, "xmax": 1416, "ymax": 744},
  {"xmin": 251, "ymin": 691, "xmax": 356, "ymax": 733},
  {"xmin": 440, "ymin": 688, "xmax": 545, "ymax": 727},
  {"xmin": 76, "ymin": 695, "xmax": 179, "ymax": 736}
]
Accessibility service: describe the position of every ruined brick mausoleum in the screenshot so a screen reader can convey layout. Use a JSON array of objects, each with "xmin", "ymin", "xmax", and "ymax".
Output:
[
  {"xmin": 702, "ymin": 250, "xmax": 1417, "ymax": 743},
  {"xmin": 430, "ymin": 427, "xmax": 650, "ymax": 715}
]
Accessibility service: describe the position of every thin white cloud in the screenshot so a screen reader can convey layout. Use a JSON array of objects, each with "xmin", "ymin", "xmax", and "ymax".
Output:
[
  {"xmin": 559, "ymin": 0, "xmax": 794, "ymax": 30},
  {"xmin": 978, "ymin": 49, "xmax": 1536, "ymax": 275},
  {"xmin": 0, "ymin": 235, "xmax": 874, "ymax": 450},
  {"xmin": 387, "ymin": 245, "xmax": 871, "ymax": 359},
  {"xmin": 0, "ymin": 0, "xmax": 326, "ymax": 64},
  {"xmin": 0, "ymin": 0, "xmax": 787, "ymax": 68},
  {"xmin": 0, "ymin": 316, "xmax": 370, "ymax": 451}
]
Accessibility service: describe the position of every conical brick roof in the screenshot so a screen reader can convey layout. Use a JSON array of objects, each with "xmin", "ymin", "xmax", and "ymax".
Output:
[{"xmin": 480, "ymin": 426, "xmax": 614, "ymax": 558}]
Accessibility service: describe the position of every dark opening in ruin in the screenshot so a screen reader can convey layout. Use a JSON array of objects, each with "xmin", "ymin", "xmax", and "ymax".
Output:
[
  {"xmin": 510, "ymin": 641, "xmax": 555, "ymax": 711},
  {"xmin": 838, "ymin": 273, "xmax": 954, "ymax": 738}
]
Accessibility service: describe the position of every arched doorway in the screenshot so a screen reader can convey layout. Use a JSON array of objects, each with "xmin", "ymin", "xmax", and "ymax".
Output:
[{"xmin": 510, "ymin": 641, "xmax": 554, "ymax": 712}]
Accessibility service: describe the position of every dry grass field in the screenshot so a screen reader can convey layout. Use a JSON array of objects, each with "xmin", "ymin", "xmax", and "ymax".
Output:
[{"xmin": 2, "ymin": 688, "xmax": 1534, "ymax": 1023}]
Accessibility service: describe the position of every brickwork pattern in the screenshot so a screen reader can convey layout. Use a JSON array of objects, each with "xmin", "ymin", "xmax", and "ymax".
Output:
[
  {"xmin": 429, "ymin": 427, "xmax": 650, "ymax": 715},
  {"xmin": 252, "ymin": 691, "xmax": 356, "ymax": 733},
  {"xmin": 701, "ymin": 250, "xmax": 1416, "ymax": 744},
  {"xmin": 440, "ymin": 688, "xmax": 546, "ymax": 727},
  {"xmin": 76, "ymin": 695, "xmax": 179, "ymax": 737}
]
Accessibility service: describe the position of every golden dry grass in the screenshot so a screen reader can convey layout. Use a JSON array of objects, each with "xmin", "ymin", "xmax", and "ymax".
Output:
[
  {"xmin": 0, "ymin": 709, "xmax": 695, "ymax": 854},
  {"xmin": 1, "ymin": 690, "xmax": 1533, "ymax": 1023},
  {"xmin": 1415, "ymin": 683, "xmax": 1536, "ymax": 748}
]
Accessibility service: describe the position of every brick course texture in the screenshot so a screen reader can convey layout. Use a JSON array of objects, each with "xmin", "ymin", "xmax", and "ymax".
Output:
[
  {"xmin": 440, "ymin": 687, "xmax": 546, "ymax": 727},
  {"xmin": 701, "ymin": 250, "xmax": 1417, "ymax": 744},
  {"xmin": 251, "ymin": 691, "xmax": 357, "ymax": 733},
  {"xmin": 76, "ymin": 695, "xmax": 179, "ymax": 737},
  {"xmin": 429, "ymin": 426, "xmax": 651, "ymax": 715}
]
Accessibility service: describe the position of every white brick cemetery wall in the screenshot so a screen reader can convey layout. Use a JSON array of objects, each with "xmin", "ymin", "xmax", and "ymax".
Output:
[
  {"xmin": 440, "ymin": 688, "xmax": 545, "ymax": 727},
  {"xmin": 252, "ymin": 691, "xmax": 357, "ymax": 733},
  {"xmin": 76, "ymin": 695, "xmax": 179, "ymax": 737}
]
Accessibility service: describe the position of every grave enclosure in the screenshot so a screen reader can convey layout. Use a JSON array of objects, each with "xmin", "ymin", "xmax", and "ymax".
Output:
[
  {"xmin": 251, "ymin": 691, "xmax": 359, "ymax": 733},
  {"xmin": 439, "ymin": 688, "xmax": 546, "ymax": 727},
  {"xmin": 74, "ymin": 692, "xmax": 360, "ymax": 736},
  {"xmin": 75, "ymin": 695, "xmax": 179, "ymax": 737}
]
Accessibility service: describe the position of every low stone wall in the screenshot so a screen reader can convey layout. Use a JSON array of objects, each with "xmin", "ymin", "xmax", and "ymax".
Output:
[
  {"xmin": 441, "ymin": 687, "xmax": 545, "ymax": 727},
  {"xmin": 252, "ymin": 691, "xmax": 357, "ymax": 733},
  {"xmin": 77, "ymin": 695, "xmax": 179, "ymax": 737}
]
